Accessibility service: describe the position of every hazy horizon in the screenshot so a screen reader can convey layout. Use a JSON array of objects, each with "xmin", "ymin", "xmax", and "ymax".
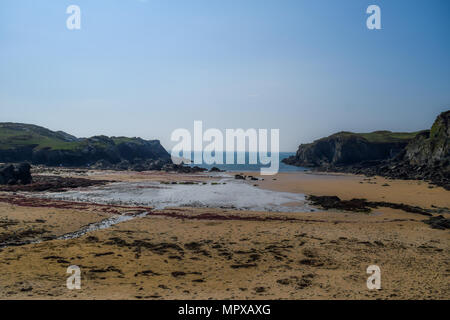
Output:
[{"xmin": 1, "ymin": 0, "xmax": 449, "ymax": 151}]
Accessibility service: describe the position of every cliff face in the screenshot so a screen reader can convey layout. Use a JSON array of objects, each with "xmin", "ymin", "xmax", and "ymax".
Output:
[
  {"xmin": 283, "ymin": 131, "xmax": 414, "ymax": 168},
  {"xmin": 391, "ymin": 111, "xmax": 449, "ymax": 186},
  {"xmin": 404, "ymin": 111, "xmax": 449, "ymax": 168},
  {"xmin": 0, "ymin": 123, "xmax": 172, "ymax": 169},
  {"xmin": 284, "ymin": 110, "xmax": 450, "ymax": 189}
]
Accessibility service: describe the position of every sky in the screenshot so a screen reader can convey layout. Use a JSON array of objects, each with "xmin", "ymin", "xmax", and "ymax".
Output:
[{"xmin": 0, "ymin": 0, "xmax": 449, "ymax": 151}]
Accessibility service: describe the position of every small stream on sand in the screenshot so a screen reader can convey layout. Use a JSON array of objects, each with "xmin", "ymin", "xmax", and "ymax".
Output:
[
  {"xmin": 56, "ymin": 212, "xmax": 149, "ymax": 240},
  {"xmin": 0, "ymin": 212, "xmax": 149, "ymax": 248}
]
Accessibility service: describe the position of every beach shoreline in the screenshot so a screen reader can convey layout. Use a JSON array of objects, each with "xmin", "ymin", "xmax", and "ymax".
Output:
[{"xmin": 0, "ymin": 169, "xmax": 448, "ymax": 300}]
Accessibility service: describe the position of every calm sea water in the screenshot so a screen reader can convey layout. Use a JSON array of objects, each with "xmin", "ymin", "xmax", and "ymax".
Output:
[{"xmin": 181, "ymin": 151, "xmax": 307, "ymax": 173}]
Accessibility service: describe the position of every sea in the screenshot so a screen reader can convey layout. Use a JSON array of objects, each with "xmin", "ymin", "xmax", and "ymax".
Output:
[{"xmin": 181, "ymin": 151, "xmax": 307, "ymax": 173}]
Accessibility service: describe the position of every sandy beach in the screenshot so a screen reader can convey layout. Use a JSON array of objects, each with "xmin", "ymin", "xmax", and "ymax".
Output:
[
  {"xmin": 0, "ymin": 170, "xmax": 448, "ymax": 300},
  {"xmin": 249, "ymin": 171, "xmax": 450, "ymax": 209}
]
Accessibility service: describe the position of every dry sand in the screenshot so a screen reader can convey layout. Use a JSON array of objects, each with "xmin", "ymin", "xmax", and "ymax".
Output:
[
  {"xmin": 0, "ymin": 170, "xmax": 448, "ymax": 300},
  {"xmin": 247, "ymin": 171, "xmax": 450, "ymax": 209}
]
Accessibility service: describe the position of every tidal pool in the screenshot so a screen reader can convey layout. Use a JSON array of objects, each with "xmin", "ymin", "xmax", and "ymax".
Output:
[{"xmin": 39, "ymin": 176, "xmax": 313, "ymax": 212}]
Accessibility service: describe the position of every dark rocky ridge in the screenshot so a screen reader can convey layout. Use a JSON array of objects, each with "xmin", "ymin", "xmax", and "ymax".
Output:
[
  {"xmin": 0, "ymin": 123, "xmax": 172, "ymax": 170},
  {"xmin": 0, "ymin": 174, "xmax": 110, "ymax": 192},
  {"xmin": 284, "ymin": 111, "xmax": 450, "ymax": 189},
  {"xmin": 307, "ymin": 195, "xmax": 433, "ymax": 216},
  {"xmin": 307, "ymin": 195, "xmax": 450, "ymax": 230},
  {"xmin": 161, "ymin": 163, "xmax": 207, "ymax": 173}
]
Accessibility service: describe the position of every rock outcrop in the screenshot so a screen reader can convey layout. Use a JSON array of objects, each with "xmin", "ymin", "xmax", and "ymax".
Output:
[
  {"xmin": 283, "ymin": 131, "xmax": 415, "ymax": 168},
  {"xmin": 307, "ymin": 195, "xmax": 433, "ymax": 216},
  {"xmin": 0, "ymin": 163, "xmax": 32, "ymax": 185},
  {"xmin": 404, "ymin": 110, "xmax": 449, "ymax": 168},
  {"xmin": 284, "ymin": 110, "xmax": 450, "ymax": 189},
  {"xmin": 374, "ymin": 110, "xmax": 449, "ymax": 187},
  {"xmin": 161, "ymin": 163, "xmax": 207, "ymax": 173},
  {"xmin": 0, "ymin": 123, "xmax": 172, "ymax": 169},
  {"xmin": 0, "ymin": 174, "xmax": 110, "ymax": 192}
]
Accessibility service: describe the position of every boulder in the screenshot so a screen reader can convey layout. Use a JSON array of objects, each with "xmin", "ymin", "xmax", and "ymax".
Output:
[
  {"xmin": 15, "ymin": 162, "xmax": 32, "ymax": 184},
  {"xmin": 0, "ymin": 162, "xmax": 32, "ymax": 185},
  {"xmin": 423, "ymin": 215, "xmax": 450, "ymax": 230}
]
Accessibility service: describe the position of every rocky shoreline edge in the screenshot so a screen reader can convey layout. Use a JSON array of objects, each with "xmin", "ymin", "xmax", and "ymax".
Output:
[{"xmin": 283, "ymin": 110, "xmax": 449, "ymax": 190}]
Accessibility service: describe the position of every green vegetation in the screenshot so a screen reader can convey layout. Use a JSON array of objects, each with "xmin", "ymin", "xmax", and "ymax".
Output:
[
  {"xmin": 0, "ymin": 125, "xmax": 80, "ymax": 150},
  {"xmin": 430, "ymin": 116, "xmax": 444, "ymax": 139},
  {"xmin": 0, "ymin": 122, "xmax": 170, "ymax": 167},
  {"xmin": 0, "ymin": 123, "xmax": 152, "ymax": 151},
  {"xmin": 111, "ymin": 137, "xmax": 142, "ymax": 144},
  {"xmin": 330, "ymin": 130, "xmax": 421, "ymax": 143}
]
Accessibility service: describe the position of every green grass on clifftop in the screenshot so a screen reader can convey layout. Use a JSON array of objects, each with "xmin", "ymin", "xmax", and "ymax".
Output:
[
  {"xmin": 0, "ymin": 125, "xmax": 79, "ymax": 150},
  {"xmin": 330, "ymin": 130, "xmax": 421, "ymax": 143},
  {"xmin": 0, "ymin": 123, "xmax": 154, "ymax": 151}
]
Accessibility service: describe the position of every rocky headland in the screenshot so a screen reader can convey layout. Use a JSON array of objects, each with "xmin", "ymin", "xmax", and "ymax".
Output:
[
  {"xmin": 0, "ymin": 123, "xmax": 173, "ymax": 171},
  {"xmin": 283, "ymin": 111, "xmax": 450, "ymax": 189},
  {"xmin": 0, "ymin": 123, "xmax": 214, "ymax": 174}
]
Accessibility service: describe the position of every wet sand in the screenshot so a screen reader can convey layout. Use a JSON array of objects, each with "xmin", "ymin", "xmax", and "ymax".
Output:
[
  {"xmin": 248, "ymin": 171, "xmax": 450, "ymax": 209},
  {"xmin": 0, "ymin": 170, "xmax": 448, "ymax": 300}
]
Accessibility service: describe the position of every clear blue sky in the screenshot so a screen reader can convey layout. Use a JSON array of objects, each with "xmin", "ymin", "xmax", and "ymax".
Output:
[{"xmin": 1, "ymin": 0, "xmax": 449, "ymax": 151}]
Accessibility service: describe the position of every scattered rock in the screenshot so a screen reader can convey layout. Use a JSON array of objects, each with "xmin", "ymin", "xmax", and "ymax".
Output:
[
  {"xmin": 20, "ymin": 286, "xmax": 33, "ymax": 292},
  {"xmin": 307, "ymin": 195, "xmax": 370, "ymax": 213},
  {"xmin": 162, "ymin": 163, "xmax": 207, "ymax": 173},
  {"xmin": 86, "ymin": 236, "xmax": 99, "ymax": 242},
  {"xmin": 374, "ymin": 240, "xmax": 385, "ymax": 247},
  {"xmin": 230, "ymin": 263, "xmax": 257, "ymax": 269},
  {"xmin": 296, "ymin": 276, "xmax": 313, "ymax": 289},
  {"xmin": 308, "ymin": 195, "xmax": 433, "ymax": 216},
  {"xmin": 299, "ymin": 258, "xmax": 324, "ymax": 267},
  {"xmin": 94, "ymin": 252, "xmax": 114, "ymax": 257},
  {"xmin": 135, "ymin": 270, "xmax": 161, "ymax": 277},
  {"xmin": 171, "ymin": 271, "xmax": 186, "ymax": 277},
  {"xmin": 89, "ymin": 266, "xmax": 123, "ymax": 274},
  {"xmin": 276, "ymin": 279, "xmax": 291, "ymax": 285},
  {"xmin": 423, "ymin": 215, "xmax": 450, "ymax": 230}
]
